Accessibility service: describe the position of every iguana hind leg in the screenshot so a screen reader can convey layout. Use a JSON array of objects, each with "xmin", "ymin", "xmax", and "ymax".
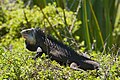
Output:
[{"xmin": 70, "ymin": 62, "xmax": 81, "ymax": 71}]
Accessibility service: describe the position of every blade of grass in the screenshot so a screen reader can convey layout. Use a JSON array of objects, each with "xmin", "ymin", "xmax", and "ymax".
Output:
[
  {"xmin": 88, "ymin": 0, "xmax": 104, "ymax": 50},
  {"xmin": 103, "ymin": 0, "xmax": 112, "ymax": 48},
  {"xmin": 56, "ymin": 0, "xmax": 65, "ymax": 9},
  {"xmin": 33, "ymin": 0, "xmax": 46, "ymax": 8},
  {"xmin": 82, "ymin": 0, "xmax": 91, "ymax": 50}
]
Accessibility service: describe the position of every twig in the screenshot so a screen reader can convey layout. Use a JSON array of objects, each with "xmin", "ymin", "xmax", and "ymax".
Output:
[
  {"xmin": 66, "ymin": 0, "xmax": 82, "ymax": 51},
  {"xmin": 23, "ymin": 10, "xmax": 31, "ymax": 28},
  {"xmin": 69, "ymin": 0, "xmax": 82, "ymax": 32},
  {"xmin": 62, "ymin": 9, "xmax": 68, "ymax": 27},
  {"xmin": 39, "ymin": 7, "xmax": 62, "ymax": 41}
]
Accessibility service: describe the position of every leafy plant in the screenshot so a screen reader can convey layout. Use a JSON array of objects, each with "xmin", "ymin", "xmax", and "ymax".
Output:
[{"xmin": 0, "ymin": 39, "xmax": 119, "ymax": 79}]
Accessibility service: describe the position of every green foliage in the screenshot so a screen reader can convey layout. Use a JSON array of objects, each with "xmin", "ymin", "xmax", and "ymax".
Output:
[
  {"xmin": 0, "ymin": 39, "xmax": 119, "ymax": 79},
  {"xmin": 0, "ymin": 1, "xmax": 81, "ymax": 48},
  {"xmin": 23, "ymin": 0, "xmax": 120, "ymax": 50},
  {"xmin": 0, "ymin": 0, "xmax": 120, "ymax": 79}
]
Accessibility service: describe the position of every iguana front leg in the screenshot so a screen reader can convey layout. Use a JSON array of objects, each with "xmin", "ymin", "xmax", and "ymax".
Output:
[{"xmin": 33, "ymin": 47, "xmax": 43, "ymax": 60}]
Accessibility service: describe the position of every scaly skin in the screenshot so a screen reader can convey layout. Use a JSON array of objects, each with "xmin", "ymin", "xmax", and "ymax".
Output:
[{"xmin": 21, "ymin": 28, "xmax": 100, "ymax": 70}]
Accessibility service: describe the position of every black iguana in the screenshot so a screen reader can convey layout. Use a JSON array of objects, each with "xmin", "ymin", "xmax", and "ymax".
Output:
[{"xmin": 21, "ymin": 28, "xmax": 99, "ymax": 70}]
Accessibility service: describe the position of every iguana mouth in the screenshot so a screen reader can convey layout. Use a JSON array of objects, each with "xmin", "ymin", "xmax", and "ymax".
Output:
[
  {"xmin": 22, "ymin": 34, "xmax": 28, "ymax": 39},
  {"xmin": 21, "ymin": 29, "xmax": 36, "ymax": 45}
]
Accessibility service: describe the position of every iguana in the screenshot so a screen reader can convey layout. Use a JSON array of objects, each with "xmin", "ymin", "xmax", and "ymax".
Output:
[{"xmin": 21, "ymin": 28, "xmax": 99, "ymax": 70}]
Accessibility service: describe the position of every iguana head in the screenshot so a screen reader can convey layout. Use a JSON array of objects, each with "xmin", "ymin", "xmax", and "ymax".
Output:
[
  {"xmin": 21, "ymin": 28, "xmax": 47, "ymax": 52},
  {"xmin": 21, "ymin": 28, "xmax": 37, "ymax": 45}
]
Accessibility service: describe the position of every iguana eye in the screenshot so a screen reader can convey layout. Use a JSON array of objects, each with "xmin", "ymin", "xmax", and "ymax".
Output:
[{"xmin": 26, "ymin": 30, "xmax": 30, "ymax": 34}]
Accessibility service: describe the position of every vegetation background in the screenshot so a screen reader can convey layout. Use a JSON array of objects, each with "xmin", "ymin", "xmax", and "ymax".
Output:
[{"xmin": 0, "ymin": 0, "xmax": 120, "ymax": 79}]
